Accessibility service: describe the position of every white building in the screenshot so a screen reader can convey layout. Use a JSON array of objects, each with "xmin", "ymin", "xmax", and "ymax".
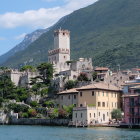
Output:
[{"xmin": 73, "ymin": 107, "xmax": 110, "ymax": 125}]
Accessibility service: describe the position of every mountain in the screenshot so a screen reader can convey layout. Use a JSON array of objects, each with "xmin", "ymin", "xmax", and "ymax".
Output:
[
  {"xmin": 0, "ymin": 29, "xmax": 48, "ymax": 64},
  {"xmin": 2, "ymin": 0, "xmax": 140, "ymax": 69}
]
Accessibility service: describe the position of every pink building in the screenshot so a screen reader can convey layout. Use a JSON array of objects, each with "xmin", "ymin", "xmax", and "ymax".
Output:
[{"xmin": 123, "ymin": 86, "xmax": 140, "ymax": 124}]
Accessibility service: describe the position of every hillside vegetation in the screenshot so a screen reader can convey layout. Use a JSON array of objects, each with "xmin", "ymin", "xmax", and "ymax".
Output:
[{"xmin": 2, "ymin": 0, "xmax": 140, "ymax": 69}]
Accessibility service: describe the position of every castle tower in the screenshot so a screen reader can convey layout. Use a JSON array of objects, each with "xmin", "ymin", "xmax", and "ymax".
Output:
[{"xmin": 48, "ymin": 29, "xmax": 70, "ymax": 73}]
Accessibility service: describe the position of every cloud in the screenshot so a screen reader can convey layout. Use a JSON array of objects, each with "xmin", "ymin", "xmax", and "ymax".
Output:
[
  {"xmin": 0, "ymin": 0, "xmax": 98, "ymax": 29},
  {"xmin": 14, "ymin": 33, "xmax": 27, "ymax": 40}
]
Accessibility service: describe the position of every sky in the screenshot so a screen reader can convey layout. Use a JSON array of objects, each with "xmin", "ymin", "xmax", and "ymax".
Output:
[{"xmin": 0, "ymin": 0, "xmax": 98, "ymax": 55}]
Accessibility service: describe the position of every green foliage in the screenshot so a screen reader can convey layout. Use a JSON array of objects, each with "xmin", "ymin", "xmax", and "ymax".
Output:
[
  {"xmin": 8, "ymin": 103, "xmax": 29, "ymax": 113},
  {"xmin": 40, "ymin": 88, "xmax": 48, "ymax": 96},
  {"xmin": 111, "ymin": 109, "xmax": 122, "ymax": 120},
  {"xmin": 64, "ymin": 80, "xmax": 78, "ymax": 90},
  {"xmin": 88, "ymin": 104, "xmax": 96, "ymax": 107},
  {"xmin": 30, "ymin": 101, "xmax": 38, "ymax": 107},
  {"xmin": 37, "ymin": 63, "xmax": 53, "ymax": 85},
  {"xmin": 21, "ymin": 112, "xmax": 29, "ymax": 118},
  {"xmin": 63, "ymin": 105, "xmax": 74, "ymax": 118},
  {"xmin": 3, "ymin": 0, "xmax": 140, "ymax": 69},
  {"xmin": 14, "ymin": 87, "xmax": 29, "ymax": 102},
  {"xmin": 92, "ymin": 72, "xmax": 97, "ymax": 81},
  {"xmin": 77, "ymin": 73, "xmax": 89, "ymax": 81},
  {"xmin": 28, "ymin": 108, "xmax": 37, "ymax": 117},
  {"xmin": 49, "ymin": 108, "xmax": 59, "ymax": 119},
  {"xmin": 43, "ymin": 100, "xmax": 55, "ymax": 108},
  {"xmin": 0, "ymin": 75, "xmax": 16, "ymax": 98},
  {"xmin": 0, "ymin": 97, "xmax": 4, "ymax": 107},
  {"xmin": 20, "ymin": 65, "xmax": 35, "ymax": 72}
]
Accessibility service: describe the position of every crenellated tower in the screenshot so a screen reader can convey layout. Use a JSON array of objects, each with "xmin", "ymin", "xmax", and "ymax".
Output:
[{"xmin": 48, "ymin": 29, "xmax": 70, "ymax": 73}]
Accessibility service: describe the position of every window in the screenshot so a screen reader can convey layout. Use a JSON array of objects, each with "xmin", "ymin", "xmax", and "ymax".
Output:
[
  {"xmin": 80, "ymin": 92, "xmax": 82, "ymax": 97},
  {"xmin": 103, "ymin": 114, "xmax": 105, "ymax": 121},
  {"xmin": 74, "ymin": 104, "xmax": 76, "ymax": 107},
  {"xmin": 103, "ymin": 92, "xmax": 104, "ymax": 96},
  {"xmin": 107, "ymin": 112, "xmax": 108, "ymax": 116},
  {"xmin": 74, "ymin": 95, "xmax": 76, "ymax": 99},
  {"xmin": 68, "ymin": 95, "xmax": 70, "ymax": 99},
  {"xmin": 92, "ymin": 91, "xmax": 94, "ymax": 96},
  {"xmin": 102, "ymin": 102, "xmax": 105, "ymax": 107},
  {"xmin": 98, "ymin": 91, "xmax": 100, "ymax": 96},
  {"xmin": 99, "ymin": 112, "xmax": 100, "ymax": 116},
  {"xmin": 98, "ymin": 102, "xmax": 101, "ymax": 107},
  {"xmin": 94, "ymin": 113, "xmax": 96, "ymax": 118},
  {"xmin": 106, "ymin": 92, "xmax": 108, "ymax": 97},
  {"xmin": 112, "ymin": 102, "xmax": 113, "ymax": 107},
  {"xmin": 80, "ymin": 104, "xmax": 83, "ymax": 107},
  {"xmin": 61, "ymin": 96, "xmax": 63, "ymax": 100},
  {"xmin": 81, "ymin": 113, "xmax": 83, "ymax": 118},
  {"xmin": 75, "ymin": 113, "xmax": 77, "ymax": 118},
  {"xmin": 90, "ymin": 113, "xmax": 91, "ymax": 118}
]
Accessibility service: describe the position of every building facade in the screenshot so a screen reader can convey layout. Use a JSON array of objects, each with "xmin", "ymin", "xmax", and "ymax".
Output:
[
  {"xmin": 57, "ymin": 82, "xmax": 122, "ymax": 124},
  {"xmin": 48, "ymin": 29, "xmax": 70, "ymax": 74}
]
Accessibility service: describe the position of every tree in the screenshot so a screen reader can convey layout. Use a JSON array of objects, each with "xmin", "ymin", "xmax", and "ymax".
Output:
[
  {"xmin": 8, "ymin": 103, "xmax": 29, "ymax": 113},
  {"xmin": 77, "ymin": 72, "xmax": 88, "ymax": 81},
  {"xmin": 64, "ymin": 80, "xmax": 78, "ymax": 90},
  {"xmin": 92, "ymin": 72, "xmax": 97, "ymax": 81},
  {"xmin": 0, "ymin": 75, "xmax": 16, "ymax": 99},
  {"xmin": 111, "ymin": 109, "xmax": 122, "ymax": 120},
  {"xmin": 37, "ymin": 63, "xmax": 53, "ymax": 85},
  {"xmin": 63, "ymin": 104, "xmax": 74, "ymax": 118},
  {"xmin": 20, "ymin": 65, "xmax": 35, "ymax": 72},
  {"xmin": 43, "ymin": 100, "xmax": 55, "ymax": 108}
]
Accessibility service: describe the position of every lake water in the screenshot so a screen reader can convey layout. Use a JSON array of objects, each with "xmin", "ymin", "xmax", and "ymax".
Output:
[{"xmin": 0, "ymin": 125, "xmax": 139, "ymax": 140}]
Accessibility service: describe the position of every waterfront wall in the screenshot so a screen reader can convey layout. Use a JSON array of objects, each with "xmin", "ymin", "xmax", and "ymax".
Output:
[{"xmin": 9, "ymin": 118, "xmax": 70, "ymax": 126}]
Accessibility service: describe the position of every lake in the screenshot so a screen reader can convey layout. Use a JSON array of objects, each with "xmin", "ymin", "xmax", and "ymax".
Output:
[{"xmin": 0, "ymin": 125, "xmax": 139, "ymax": 140}]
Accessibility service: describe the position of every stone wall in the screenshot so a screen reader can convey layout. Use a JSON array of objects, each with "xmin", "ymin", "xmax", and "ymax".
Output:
[{"xmin": 9, "ymin": 118, "xmax": 70, "ymax": 126}]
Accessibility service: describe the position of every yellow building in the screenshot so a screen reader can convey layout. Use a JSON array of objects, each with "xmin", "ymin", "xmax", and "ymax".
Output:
[
  {"xmin": 57, "ymin": 82, "xmax": 122, "ymax": 124},
  {"xmin": 73, "ymin": 83, "xmax": 122, "ymax": 124}
]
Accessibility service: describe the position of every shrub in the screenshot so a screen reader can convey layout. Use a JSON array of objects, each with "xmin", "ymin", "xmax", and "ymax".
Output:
[
  {"xmin": 64, "ymin": 80, "xmax": 78, "ymax": 90},
  {"xmin": 8, "ymin": 103, "xmax": 29, "ymax": 113},
  {"xmin": 28, "ymin": 109, "xmax": 37, "ymax": 117},
  {"xmin": 111, "ymin": 109, "xmax": 122, "ymax": 120},
  {"xmin": 77, "ymin": 72, "xmax": 88, "ymax": 81},
  {"xmin": 43, "ymin": 100, "xmax": 55, "ymax": 108},
  {"xmin": 22, "ymin": 112, "xmax": 29, "ymax": 118},
  {"xmin": 30, "ymin": 101, "xmax": 38, "ymax": 107}
]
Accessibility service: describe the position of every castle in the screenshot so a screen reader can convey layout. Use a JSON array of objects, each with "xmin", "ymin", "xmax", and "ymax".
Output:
[{"xmin": 48, "ymin": 29, "xmax": 93, "ymax": 91}]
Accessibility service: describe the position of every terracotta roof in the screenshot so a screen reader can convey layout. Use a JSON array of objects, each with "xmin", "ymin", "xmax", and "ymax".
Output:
[
  {"xmin": 58, "ymin": 88, "xmax": 78, "ymax": 94},
  {"xmin": 95, "ymin": 67, "xmax": 109, "ymax": 71},
  {"xmin": 132, "ymin": 68, "xmax": 140, "ymax": 71},
  {"xmin": 77, "ymin": 82, "xmax": 120, "ymax": 91}
]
